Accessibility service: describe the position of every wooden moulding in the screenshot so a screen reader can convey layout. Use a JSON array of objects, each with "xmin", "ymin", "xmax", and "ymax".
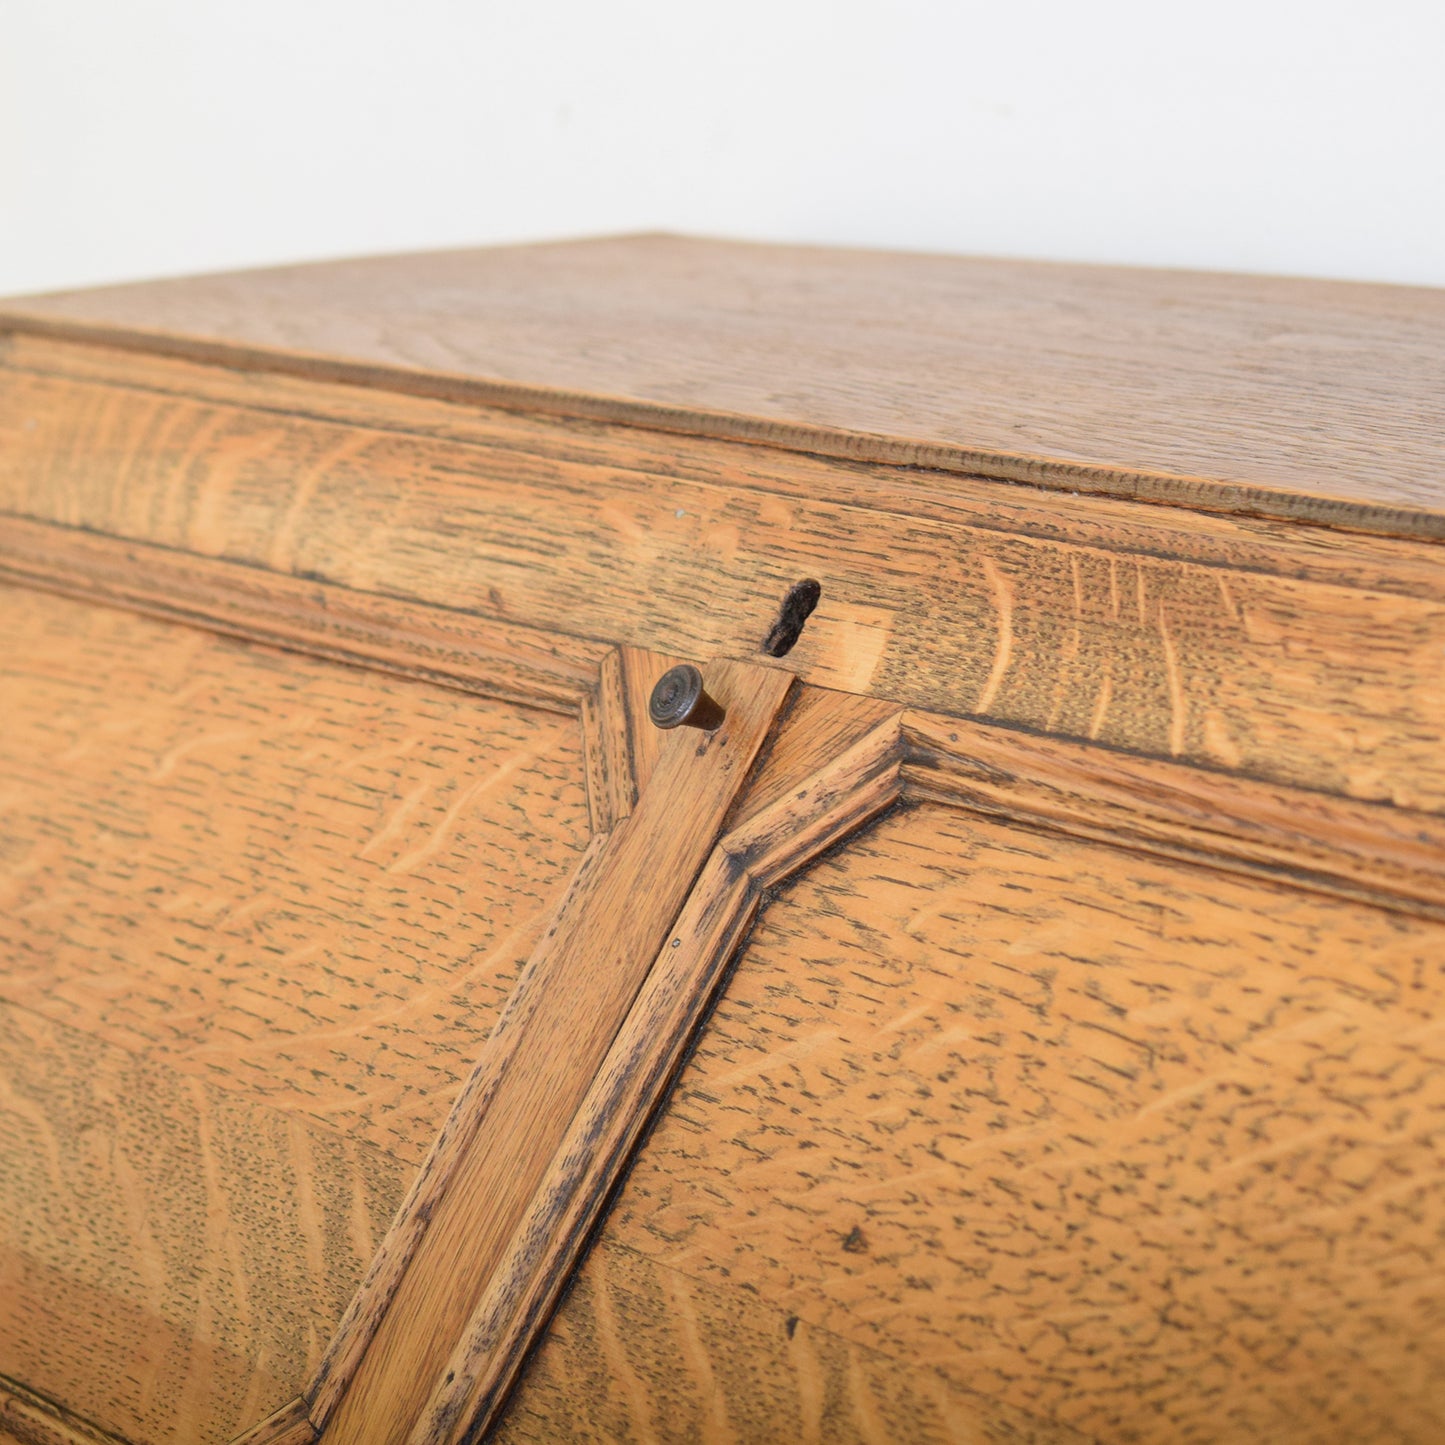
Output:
[
  {"xmin": 4, "ymin": 335, "xmax": 1445, "ymax": 816},
  {"xmin": 0, "ymin": 1379, "xmax": 126, "ymax": 1445},
  {"xmin": 3, "ymin": 516, "xmax": 1442, "ymax": 1443},
  {"xmin": 229, "ymin": 1397, "xmax": 316, "ymax": 1445},
  {"xmin": 0, "ymin": 514, "xmax": 649, "ymax": 835},
  {"xmin": 4, "ymin": 513, "xmax": 1438, "ymax": 925},
  {"xmin": 5, "ymin": 236, "xmax": 1445, "ymax": 537},
  {"xmin": 316, "ymin": 660, "xmax": 796, "ymax": 1442},
  {"xmin": 903, "ymin": 711, "xmax": 1445, "ymax": 922},
  {"xmin": 407, "ymin": 693, "xmax": 906, "ymax": 1442}
]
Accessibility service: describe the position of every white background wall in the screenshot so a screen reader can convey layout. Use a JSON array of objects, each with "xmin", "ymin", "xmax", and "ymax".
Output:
[{"xmin": 3, "ymin": 0, "xmax": 1442, "ymax": 297}]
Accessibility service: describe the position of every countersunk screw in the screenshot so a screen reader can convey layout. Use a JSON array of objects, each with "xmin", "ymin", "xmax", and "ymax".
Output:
[{"xmin": 648, "ymin": 664, "xmax": 726, "ymax": 732}]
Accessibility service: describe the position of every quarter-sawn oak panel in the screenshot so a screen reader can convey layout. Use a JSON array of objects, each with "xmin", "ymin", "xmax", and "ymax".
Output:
[
  {"xmin": 504, "ymin": 803, "xmax": 1445, "ymax": 1445},
  {"xmin": 1, "ymin": 352, "xmax": 1442, "ymax": 811},
  {"xmin": 0, "ymin": 585, "xmax": 591, "ymax": 1163},
  {"xmin": 0, "ymin": 583, "xmax": 595, "ymax": 1441},
  {"xmin": 0, "ymin": 1005, "xmax": 407, "ymax": 1445}
]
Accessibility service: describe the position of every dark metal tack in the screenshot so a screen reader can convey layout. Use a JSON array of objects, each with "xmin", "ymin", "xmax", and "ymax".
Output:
[{"xmin": 648, "ymin": 664, "xmax": 726, "ymax": 732}]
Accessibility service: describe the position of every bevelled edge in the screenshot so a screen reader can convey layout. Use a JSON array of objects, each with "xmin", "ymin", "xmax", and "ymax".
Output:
[
  {"xmin": 902, "ymin": 711, "xmax": 1445, "ymax": 921},
  {"xmin": 2, "ymin": 514, "xmax": 1437, "ymax": 919},
  {"xmin": 0, "ymin": 1378, "xmax": 128, "ymax": 1445},
  {"xmin": 407, "ymin": 691, "xmax": 906, "ymax": 1443},
  {"xmin": 228, "ymin": 1395, "xmax": 317, "ymax": 1445},
  {"xmin": 0, "ymin": 514, "xmax": 640, "ymax": 836},
  {"xmin": 2, "ymin": 239, "xmax": 1445, "ymax": 543}
]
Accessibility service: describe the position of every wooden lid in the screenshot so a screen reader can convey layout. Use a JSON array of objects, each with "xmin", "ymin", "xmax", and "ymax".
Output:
[{"xmin": 3, "ymin": 233, "xmax": 1443, "ymax": 537}]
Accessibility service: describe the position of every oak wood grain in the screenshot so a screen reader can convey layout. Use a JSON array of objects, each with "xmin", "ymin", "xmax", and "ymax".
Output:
[
  {"xmin": 0, "ymin": 512, "xmax": 631, "ymax": 835},
  {"xmin": 904, "ymin": 710, "xmax": 1445, "ymax": 919},
  {"xmin": 0, "ymin": 584, "xmax": 592, "ymax": 1162},
  {"xmin": 3, "ymin": 351, "xmax": 1442, "ymax": 811},
  {"xmin": 3, "ymin": 235, "xmax": 1443, "ymax": 1445},
  {"xmin": 3, "ymin": 516, "xmax": 1435, "ymax": 921},
  {"xmin": 413, "ymin": 689, "xmax": 903, "ymax": 1441},
  {"xmin": 0, "ymin": 1379, "xmax": 128, "ymax": 1445},
  {"xmin": 543, "ymin": 802, "xmax": 1445, "ymax": 1445},
  {"xmin": 4, "ymin": 236, "xmax": 1444, "ymax": 535},
  {"xmin": 14, "ymin": 332, "xmax": 1444, "ymax": 602},
  {"xmin": 490, "ymin": 1239, "xmax": 1094, "ymax": 1445},
  {"xmin": 0, "ymin": 581, "xmax": 599, "ymax": 1442},
  {"xmin": 0, "ymin": 1004, "xmax": 407, "ymax": 1445},
  {"xmin": 0, "ymin": 513, "xmax": 608, "ymax": 716},
  {"xmin": 320, "ymin": 660, "xmax": 793, "ymax": 1444},
  {"xmin": 229, "ymin": 1397, "xmax": 315, "ymax": 1445}
]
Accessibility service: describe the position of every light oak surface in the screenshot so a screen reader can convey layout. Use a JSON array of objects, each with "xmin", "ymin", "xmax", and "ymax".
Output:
[
  {"xmin": 501, "ymin": 803, "xmax": 1445, "ymax": 1444},
  {"xmin": 0, "ymin": 584, "xmax": 591, "ymax": 1441},
  {"xmin": 1, "ymin": 236, "xmax": 1443, "ymax": 1444},
  {"xmin": 0, "ymin": 585, "xmax": 591, "ymax": 1163},
  {"xmin": 321, "ymin": 660, "xmax": 793, "ymax": 1443},
  {"xmin": 2, "ymin": 341, "xmax": 1442, "ymax": 813},
  {"xmin": 4, "ymin": 235, "xmax": 1444, "ymax": 534}
]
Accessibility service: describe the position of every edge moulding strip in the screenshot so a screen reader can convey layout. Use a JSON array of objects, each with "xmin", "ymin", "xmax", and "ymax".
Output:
[
  {"xmin": 0, "ymin": 1378, "xmax": 129, "ymax": 1445},
  {"xmin": 2, "ymin": 514, "xmax": 1436, "ymax": 917},
  {"xmin": 902, "ymin": 712, "xmax": 1445, "ymax": 922},
  {"xmin": 0, "ymin": 516, "xmax": 1436, "ymax": 1442},
  {"xmin": 2, "ymin": 317, "xmax": 1442, "ymax": 542},
  {"xmin": 0, "ymin": 513, "xmax": 647, "ymax": 835},
  {"xmin": 3, "ymin": 514, "xmax": 1438, "ymax": 917},
  {"xmin": 410, "ymin": 693, "xmax": 906, "ymax": 1442}
]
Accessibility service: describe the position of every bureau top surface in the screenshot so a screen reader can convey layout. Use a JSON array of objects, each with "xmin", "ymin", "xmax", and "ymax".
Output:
[{"xmin": 3, "ymin": 233, "xmax": 1443, "ymax": 536}]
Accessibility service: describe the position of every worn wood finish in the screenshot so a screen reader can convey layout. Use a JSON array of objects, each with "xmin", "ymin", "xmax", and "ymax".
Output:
[
  {"xmin": 0, "ymin": 1003, "xmax": 406, "ymax": 1445},
  {"xmin": 5, "ymin": 510, "xmax": 1436, "ymax": 919},
  {"xmin": 297, "ymin": 828, "xmax": 608, "ymax": 1440},
  {"xmin": 4, "ymin": 235, "xmax": 1445, "ymax": 535},
  {"xmin": 230, "ymin": 1398, "xmax": 315, "ymax": 1445},
  {"xmin": 321, "ymin": 661, "xmax": 793, "ymax": 1443},
  {"xmin": 903, "ymin": 710, "xmax": 1445, "ymax": 919},
  {"xmin": 488, "ymin": 1241, "xmax": 1095, "ymax": 1445},
  {"xmin": 3, "ymin": 236, "xmax": 1444, "ymax": 1445},
  {"xmin": 0, "ymin": 513, "xmax": 639, "ymax": 834},
  {"xmin": 12, "ymin": 332, "xmax": 1445, "ymax": 602},
  {"xmin": 3, "ymin": 344, "xmax": 1443, "ymax": 812},
  {"xmin": 0, "ymin": 585, "xmax": 592, "ymax": 1162},
  {"xmin": 415, "ymin": 690, "xmax": 904, "ymax": 1442},
  {"xmin": 0, "ymin": 514, "xmax": 608, "ymax": 717},
  {"xmin": 500, "ymin": 803, "xmax": 1445, "ymax": 1445},
  {"xmin": 0, "ymin": 584, "xmax": 591, "ymax": 1441},
  {"xmin": 0, "ymin": 1379, "xmax": 127, "ymax": 1445}
]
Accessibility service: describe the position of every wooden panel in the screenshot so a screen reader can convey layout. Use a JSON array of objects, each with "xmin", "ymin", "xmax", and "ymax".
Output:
[
  {"xmin": 0, "ymin": 511, "xmax": 609, "ymax": 718},
  {"xmin": 14, "ymin": 334, "xmax": 1445, "ymax": 601},
  {"xmin": 3, "ymin": 355, "xmax": 1443, "ymax": 813},
  {"xmin": 4, "ymin": 236, "xmax": 1444, "ymax": 533},
  {"xmin": 903, "ymin": 711, "xmax": 1445, "ymax": 919},
  {"xmin": 0, "ymin": 1005, "xmax": 406, "ymax": 1445},
  {"xmin": 508, "ymin": 804, "xmax": 1445, "ymax": 1445},
  {"xmin": 0, "ymin": 1378, "xmax": 129, "ymax": 1445},
  {"xmin": 490, "ymin": 1241, "xmax": 1092, "ymax": 1445},
  {"xmin": 0, "ymin": 585, "xmax": 591, "ymax": 1162},
  {"xmin": 0, "ymin": 583, "xmax": 596, "ymax": 1442}
]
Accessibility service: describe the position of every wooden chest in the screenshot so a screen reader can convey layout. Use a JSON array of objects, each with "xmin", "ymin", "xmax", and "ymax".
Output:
[{"xmin": 1, "ymin": 236, "xmax": 1442, "ymax": 1445}]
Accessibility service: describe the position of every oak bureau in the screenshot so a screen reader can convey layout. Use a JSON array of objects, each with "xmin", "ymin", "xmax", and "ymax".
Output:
[{"xmin": 0, "ymin": 236, "xmax": 1442, "ymax": 1445}]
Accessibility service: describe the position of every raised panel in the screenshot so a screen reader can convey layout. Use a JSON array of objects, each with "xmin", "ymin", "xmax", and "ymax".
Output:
[
  {"xmin": 499, "ymin": 803, "xmax": 1445, "ymax": 1444},
  {"xmin": 0, "ymin": 584, "xmax": 593, "ymax": 1442}
]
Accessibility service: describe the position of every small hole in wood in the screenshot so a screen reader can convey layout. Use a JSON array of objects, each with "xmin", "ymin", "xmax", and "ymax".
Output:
[{"xmin": 762, "ymin": 579, "xmax": 822, "ymax": 658}]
